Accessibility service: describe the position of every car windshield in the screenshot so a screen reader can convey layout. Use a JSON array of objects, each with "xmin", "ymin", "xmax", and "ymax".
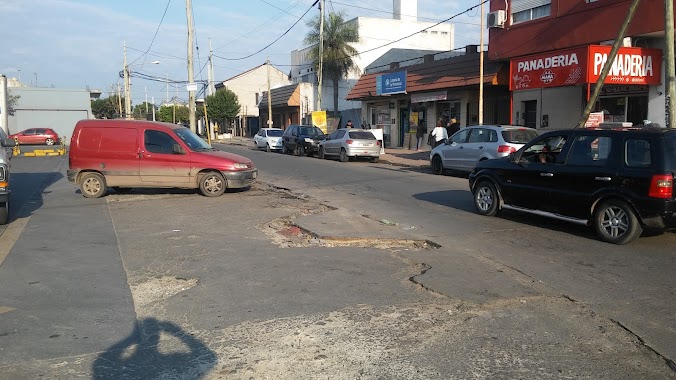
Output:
[
  {"xmin": 266, "ymin": 129, "xmax": 283, "ymax": 137},
  {"xmin": 665, "ymin": 135, "xmax": 676, "ymax": 170},
  {"xmin": 299, "ymin": 127, "xmax": 323, "ymax": 136},
  {"xmin": 174, "ymin": 127, "xmax": 213, "ymax": 151},
  {"xmin": 349, "ymin": 131, "xmax": 376, "ymax": 140},
  {"xmin": 502, "ymin": 128, "xmax": 538, "ymax": 144}
]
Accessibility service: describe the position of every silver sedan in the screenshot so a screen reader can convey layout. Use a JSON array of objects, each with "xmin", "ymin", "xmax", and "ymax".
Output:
[
  {"xmin": 253, "ymin": 128, "xmax": 284, "ymax": 152},
  {"xmin": 318, "ymin": 129, "xmax": 381, "ymax": 163}
]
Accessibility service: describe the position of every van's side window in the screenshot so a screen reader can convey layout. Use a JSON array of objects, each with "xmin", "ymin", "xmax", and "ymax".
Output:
[{"xmin": 145, "ymin": 130, "xmax": 178, "ymax": 154}]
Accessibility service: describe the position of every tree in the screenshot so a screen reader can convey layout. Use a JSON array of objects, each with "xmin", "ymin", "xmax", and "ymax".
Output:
[
  {"xmin": 7, "ymin": 91, "xmax": 20, "ymax": 116},
  {"xmin": 304, "ymin": 11, "xmax": 359, "ymax": 114},
  {"xmin": 91, "ymin": 96, "xmax": 120, "ymax": 119},
  {"xmin": 157, "ymin": 105, "xmax": 189, "ymax": 124},
  {"xmin": 133, "ymin": 102, "xmax": 155, "ymax": 119},
  {"xmin": 204, "ymin": 88, "xmax": 240, "ymax": 131}
]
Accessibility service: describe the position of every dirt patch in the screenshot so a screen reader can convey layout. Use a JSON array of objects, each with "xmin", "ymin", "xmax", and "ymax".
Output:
[{"xmin": 130, "ymin": 276, "xmax": 198, "ymax": 308}]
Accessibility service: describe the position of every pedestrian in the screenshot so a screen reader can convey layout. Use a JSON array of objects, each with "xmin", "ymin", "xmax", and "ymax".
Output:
[
  {"xmin": 346, "ymin": 120, "xmax": 353, "ymax": 128},
  {"xmin": 431, "ymin": 117, "xmax": 448, "ymax": 148},
  {"xmin": 415, "ymin": 122, "xmax": 427, "ymax": 151},
  {"xmin": 446, "ymin": 117, "xmax": 460, "ymax": 137}
]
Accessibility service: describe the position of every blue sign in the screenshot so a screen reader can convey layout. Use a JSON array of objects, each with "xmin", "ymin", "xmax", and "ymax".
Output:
[{"xmin": 376, "ymin": 71, "xmax": 406, "ymax": 95}]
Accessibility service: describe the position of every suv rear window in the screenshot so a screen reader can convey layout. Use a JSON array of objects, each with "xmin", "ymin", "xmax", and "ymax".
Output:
[
  {"xmin": 625, "ymin": 139, "xmax": 652, "ymax": 168},
  {"xmin": 665, "ymin": 136, "xmax": 676, "ymax": 170},
  {"xmin": 502, "ymin": 129, "xmax": 538, "ymax": 144},
  {"xmin": 348, "ymin": 131, "xmax": 375, "ymax": 140}
]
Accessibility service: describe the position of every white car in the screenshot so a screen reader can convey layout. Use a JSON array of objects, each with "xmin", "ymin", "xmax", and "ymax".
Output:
[
  {"xmin": 253, "ymin": 128, "xmax": 284, "ymax": 152},
  {"xmin": 430, "ymin": 125, "xmax": 538, "ymax": 173}
]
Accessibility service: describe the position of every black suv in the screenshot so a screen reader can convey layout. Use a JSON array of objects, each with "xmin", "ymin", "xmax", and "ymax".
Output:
[
  {"xmin": 281, "ymin": 125, "xmax": 326, "ymax": 156},
  {"xmin": 469, "ymin": 127, "xmax": 676, "ymax": 244}
]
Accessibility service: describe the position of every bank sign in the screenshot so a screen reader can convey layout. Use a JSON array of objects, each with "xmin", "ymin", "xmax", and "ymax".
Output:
[
  {"xmin": 510, "ymin": 45, "xmax": 662, "ymax": 90},
  {"xmin": 376, "ymin": 71, "xmax": 407, "ymax": 95}
]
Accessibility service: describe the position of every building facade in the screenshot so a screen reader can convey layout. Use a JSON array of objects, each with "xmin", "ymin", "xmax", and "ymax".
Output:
[
  {"xmin": 258, "ymin": 83, "xmax": 316, "ymax": 130},
  {"xmin": 488, "ymin": 0, "xmax": 672, "ymax": 129}
]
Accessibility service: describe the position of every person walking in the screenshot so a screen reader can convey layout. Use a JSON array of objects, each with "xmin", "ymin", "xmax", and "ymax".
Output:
[
  {"xmin": 415, "ymin": 123, "xmax": 427, "ymax": 151},
  {"xmin": 431, "ymin": 117, "xmax": 449, "ymax": 148},
  {"xmin": 446, "ymin": 118, "xmax": 460, "ymax": 136}
]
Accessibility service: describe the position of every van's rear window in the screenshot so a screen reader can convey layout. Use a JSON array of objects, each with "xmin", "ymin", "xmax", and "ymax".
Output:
[
  {"xmin": 665, "ymin": 136, "xmax": 676, "ymax": 170},
  {"xmin": 502, "ymin": 129, "xmax": 538, "ymax": 144}
]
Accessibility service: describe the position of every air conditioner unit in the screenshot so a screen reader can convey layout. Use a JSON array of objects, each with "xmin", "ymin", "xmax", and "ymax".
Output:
[{"xmin": 487, "ymin": 10, "xmax": 506, "ymax": 28}]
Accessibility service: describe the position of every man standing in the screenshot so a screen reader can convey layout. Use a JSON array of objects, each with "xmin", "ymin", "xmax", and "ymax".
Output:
[
  {"xmin": 446, "ymin": 118, "xmax": 460, "ymax": 136},
  {"xmin": 346, "ymin": 120, "xmax": 353, "ymax": 128}
]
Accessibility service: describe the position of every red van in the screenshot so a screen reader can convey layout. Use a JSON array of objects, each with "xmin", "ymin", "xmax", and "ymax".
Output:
[{"xmin": 68, "ymin": 120, "xmax": 257, "ymax": 198}]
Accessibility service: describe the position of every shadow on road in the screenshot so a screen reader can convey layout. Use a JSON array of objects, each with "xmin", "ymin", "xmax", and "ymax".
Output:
[
  {"xmin": 10, "ymin": 171, "xmax": 64, "ymax": 220},
  {"xmin": 92, "ymin": 317, "xmax": 217, "ymax": 380}
]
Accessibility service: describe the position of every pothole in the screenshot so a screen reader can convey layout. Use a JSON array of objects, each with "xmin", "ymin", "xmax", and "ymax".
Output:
[{"xmin": 130, "ymin": 276, "xmax": 198, "ymax": 307}]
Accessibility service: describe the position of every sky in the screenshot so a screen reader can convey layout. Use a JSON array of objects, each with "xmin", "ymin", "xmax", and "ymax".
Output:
[{"xmin": 1, "ymin": 0, "xmax": 487, "ymax": 106}]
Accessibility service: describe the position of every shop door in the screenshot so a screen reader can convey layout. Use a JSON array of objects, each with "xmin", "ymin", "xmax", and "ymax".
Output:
[
  {"xmin": 399, "ymin": 109, "xmax": 409, "ymax": 147},
  {"xmin": 524, "ymin": 100, "xmax": 537, "ymax": 129}
]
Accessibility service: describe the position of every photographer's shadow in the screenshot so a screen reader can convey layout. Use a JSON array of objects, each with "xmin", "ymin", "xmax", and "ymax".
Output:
[{"xmin": 92, "ymin": 317, "xmax": 217, "ymax": 380}]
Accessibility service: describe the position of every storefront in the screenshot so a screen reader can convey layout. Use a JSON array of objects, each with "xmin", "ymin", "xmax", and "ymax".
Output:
[{"xmin": 510, "ymin": 45, "xmax": 663, "ymax": 130}]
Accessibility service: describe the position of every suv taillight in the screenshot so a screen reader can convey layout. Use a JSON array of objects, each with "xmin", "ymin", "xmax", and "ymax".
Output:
[
  {"xmin": 648, "ymin": 174, "xmax": 673, "ymax": 199},
  {"xmin": 497, "ymin": 145, "xmax": 516, "ymax": 153}
]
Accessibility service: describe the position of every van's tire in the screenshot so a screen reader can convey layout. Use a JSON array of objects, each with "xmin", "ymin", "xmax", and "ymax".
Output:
[
  {"xmin": 199, "ymin": 172, "xmax": 226, "ymax": 197},
  {"xmin": 45, "ymin": 138, "xmax": 55, "ymax": 146},
  {"xmin": 112, "ymin": 187, "xmax": 132, "ymax": 194},
  {"xmin": 431, "ymin": 155, "xmax": 444, "ymax": 175},
  {"xmin": 0, "ymin": 204, "xmax": 9, "ymax": 225},
  {"xmin": 339, "ymin": 148, "xmax": 349, "ymax": 162},
  {"xmin": 80, "ymin": 172, "xmax": 107, "ymax": 198},
  {"xmin": 473, "ymin": 180, "xmax": 500, "ymax": 216},
  {"xmin": 594, "ymin": 200, "xmax": 643, "ymax": 245},
  {"xmin": 319, "ymin": 147, "xmax": 325, "ymax": 159}
]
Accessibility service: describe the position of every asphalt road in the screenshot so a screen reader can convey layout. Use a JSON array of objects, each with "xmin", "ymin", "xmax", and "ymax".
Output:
[{"xmin": 0, "ymin": 149, "xmax": 674, "ymax": 379}]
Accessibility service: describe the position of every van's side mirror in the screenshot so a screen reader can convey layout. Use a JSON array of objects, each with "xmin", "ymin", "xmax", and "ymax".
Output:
[
  {"xmin": 1, "ymin": 138, "xmax": 16, "ymax": 147},
  {"xmin": 173, "ymin": 144, "xmax": 185, "ymax": 155}
]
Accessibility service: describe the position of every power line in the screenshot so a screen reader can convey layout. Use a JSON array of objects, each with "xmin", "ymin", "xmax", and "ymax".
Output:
[
  {"xmin": 213, "ymin": 0, "xmax": 319, "ymax": 61},
  {"xmin": 128, "ymin": 0, "xmax": 172, "ymax": 67}
]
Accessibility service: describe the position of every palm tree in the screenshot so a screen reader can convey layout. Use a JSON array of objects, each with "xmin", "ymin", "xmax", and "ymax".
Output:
[{"xmin": 305, "ymin": 11, "xmax": 360, "ymax": 114}]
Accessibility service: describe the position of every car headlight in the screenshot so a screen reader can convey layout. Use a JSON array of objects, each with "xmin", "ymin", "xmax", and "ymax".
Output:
[
  {"xmin": 232, "ymin": 163, "xmax": 249, "ymax": 169},
  {"xmin": 304, "ymin": 138, "xmax": 313, "ymax": 143},
  {"xmin": 0, "ymin": 164, "xmax": 6, "ymax": 182}
]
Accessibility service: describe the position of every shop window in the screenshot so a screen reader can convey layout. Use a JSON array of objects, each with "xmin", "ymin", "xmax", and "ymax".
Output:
[{"xmin": 511, "ymin": 0, "xmax": 551, "ymax": 24}]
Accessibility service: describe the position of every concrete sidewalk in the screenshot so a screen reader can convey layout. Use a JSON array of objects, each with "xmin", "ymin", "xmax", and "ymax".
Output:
[{"xmin": 214, "ymin": 136, "xmax": 431, "ymax": 168}]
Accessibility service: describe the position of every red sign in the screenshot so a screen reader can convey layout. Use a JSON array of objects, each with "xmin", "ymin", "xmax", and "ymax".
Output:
[
  {"xmin": 587, "ymin": 45, "xmax": 662, "ymax": 85},
  {"xmin": 510, "ymin": 45, "xmax": 663, "ymax": 90},
  {"xmin": 510, "ymin": 47, "xmax": 588, "ymax": 90}
]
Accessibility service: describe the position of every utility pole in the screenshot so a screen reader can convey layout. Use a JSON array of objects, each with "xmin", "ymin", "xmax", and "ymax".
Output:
[
  {"xmin": 208, "ymin": 38, "xmax": 216, "ymax": 96},
  {"xmin": 0, "ymin": 75, "xmax": 8, "ymax": 135},
  {"xmin": 117, "ymin": 83, "xmax": 123, "ymax": 118},
  {"xmin": 123, "ymin": 41, "xmax": 132, "ymax": 120},
  {"xmin": 186, "ymin": 0, "xmax": 197, "ymax": 133},
  {"xmin": 576, "ymin": 0, "xmax": 642, "ymax": 128},
  {"xmin": 152, "ymin": 96, "xmax": 156, "ymax": 121},
  {"xmin": 145, "ymin": 86, "xmax": 149, "ymax": 114},
  {"xmin": 267, "ymin": 57, "xmax": 273, "ymax": 128},
  {"xmin": 478, "ymin": 0, "xmax": 484, "ymax": 125},
  {"xmin": 666, "ymin": 0, "xmax": 675, "ymax": 128},
  {"xmin": 317, "ymin": 0, "xmax": 325, "ymax": 111},
  {"xmin": 166, "ymin": 73, "xmax": 170, "ymax": 103}
]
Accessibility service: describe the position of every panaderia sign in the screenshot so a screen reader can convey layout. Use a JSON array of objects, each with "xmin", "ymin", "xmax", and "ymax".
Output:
[{"xmin": 510, "ymin": 45, "xmax": 662, "ymax": 90}]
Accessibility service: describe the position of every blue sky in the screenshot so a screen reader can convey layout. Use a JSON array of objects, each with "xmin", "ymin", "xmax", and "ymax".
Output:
[{"xmin": 1, "ymin": 0, "xmax": 484, "ymax": 105}]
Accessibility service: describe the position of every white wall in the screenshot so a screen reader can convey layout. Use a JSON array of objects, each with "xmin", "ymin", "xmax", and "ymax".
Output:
[
  {"xmin": 223, "ymin": 64, "xmax": 290, "ymax": 117},
  {"xmin": 513, "ymin": 86, "xmax": 584, "ymax": 130}
]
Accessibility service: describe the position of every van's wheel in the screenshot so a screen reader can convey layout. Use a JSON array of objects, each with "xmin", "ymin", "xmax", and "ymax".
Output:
[
  {"xmin": 431, "ymin": 155, "xmax": 444, "ymax": 175},
  {"xmin": 473, "ymin": 180, "xmax": 500, "ymax": 216},
  {"xmin": 319, "ymin": 147, "xmax": 325, "ymax": 159},
  {"xmin": 594, "ymin": 200, "xmax": 642, "ymax": 244},
  {"xmin": 266, "ymin": 143, "xmax": 271, "ymax": 152},
  {"xmin": 339, "ymin": 148, "xmax": 349, "ymax": 162},
  {"xmin": 80, "ymin": 172, "xmax": 107, "ymax": 198},
  {"xmin": 0, "ymin": 203, "xmax": 9, "ymax": 225},
  {"xmin": 45, "ymin": 138, "xmax": 55, "ymax": 146},
  {"xmin": 199, "ymin": 172, "xmax": 226, "ymax": 197},
  {"xmin": 112, "ymin": 187, "xmax": 132, "ymax": 194}
]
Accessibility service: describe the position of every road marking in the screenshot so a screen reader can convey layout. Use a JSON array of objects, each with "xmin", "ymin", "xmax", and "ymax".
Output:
[
  {"xmin": 0, "ymin": 306, "xmax": 16, "ymax": 314},
  {"xmin": 0, "ymin": 216, "xmax": 31, "ymax": 267}
]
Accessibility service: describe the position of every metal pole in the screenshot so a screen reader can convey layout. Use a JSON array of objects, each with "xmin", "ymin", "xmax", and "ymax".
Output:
[
  {"xmin": 152, "ymin": 96, "xmax": 156, "ymax": 121},
  {"xmin": 576, "ymin": 0, "xmax": 642, "ymax": 128},
  {"xmin": 186, "ymin": 0, "xmax": 197, "ymax": 133},
  {"xmin": 203, "ymin": 100, "xmax": 211, "ymax": 145},
  {"xmin": 317, "ymin": 0, "xmax": 325, "ymax": 111},
  {"xmin": 123, "ymin": 41, "xmax": 132, "ymax": 120},
  {"xmin": 478, "ymin": 0, "xmax": 484, "ymax": 125},
  {"xmin": 0, "ymin": 75, "xmax": 8, "ymax": 134},
  {"xmin": 166, "ymin": 73, "xmax": 170, "ymax": 103},
  {"xmin": 666, "ymin": 0, "xmax": 675, "ymax": 128},
  {"xmin": 145, "ymin": 86, "xmax": 148, "ymax": 114},
  {"xmin": 267, "ymin": 57, "xmax": 273, "ymax": 128},
  {"xmin": 117, "ymin": 83, "xmax": 123, "ymax": 118}
]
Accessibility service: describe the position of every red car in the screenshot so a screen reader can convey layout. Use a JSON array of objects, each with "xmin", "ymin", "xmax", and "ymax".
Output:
[{"xmin": 9, "ymin": 128, "xmax": 60, "ymax": 146}]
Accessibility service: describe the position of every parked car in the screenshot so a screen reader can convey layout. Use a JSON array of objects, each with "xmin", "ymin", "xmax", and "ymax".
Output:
[
  {"xmin": 281, "ymin": 125, "xmax": 326, "ymax": 156},
  {"xmin": 68, "ymin": 120, "xmax": 257, "ymax": 198},
  {"xmin": 469, "ymin": 126, "xmax": 676, "ymax": 244},
  {"xmin": 430, "ymin": 125, "xmax": 538, "ymax": 174},
  {"xmin": 253, "ymin": 128, "xmax": 284, "ymax": 152},
  {"xmin": 0, "ymin": 134, "xmax": 17, "ymax": 224},
  {"xmin": 318, "ymin": 129, "xmax": 381, "ymax": 162},
  {"xmin": 9, "ymin": 128, "xmax": 60, "ymax": 146}
]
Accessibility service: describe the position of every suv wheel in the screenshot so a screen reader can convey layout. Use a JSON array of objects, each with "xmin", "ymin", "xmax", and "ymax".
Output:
[
  {"xmin": 594, "ymin": 200, "xmax": 643, "ymax": 244},
  {"xmin": 431, "ymin": 155, "xmax": 443, "ymax": 175},
  {"xmin": 282, "ymin": 144, "xmax": 289, "ymax": 154},
  {"xmin": 319, "ymin": 147, "xmax": 325, "ymax": 159},
  {"xmin": 294, "ymin": 144, "xmax": 304, "ymax": 156},
  {"xmin": 473, "ymin": 180, "xmax": 500, "ymax": 216}
]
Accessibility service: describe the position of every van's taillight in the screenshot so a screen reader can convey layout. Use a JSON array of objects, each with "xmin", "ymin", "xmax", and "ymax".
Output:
[
  {"xmin": 648, "ymin": 174, "xmax": 673, "ymax": 198},
  {"xmin": 346, "ymin": 140, "xmax": 354, "ymax": 145},
  {"xmin": 497, "ymin": 145, "xmax": 516, "ymax": 153}
]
